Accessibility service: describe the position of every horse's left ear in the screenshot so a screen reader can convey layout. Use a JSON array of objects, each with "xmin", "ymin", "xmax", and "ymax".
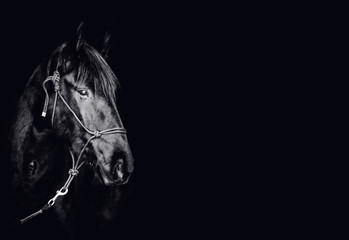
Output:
[
  {"xmin": 101, "ymin": 28, "xmax": 112, "ymax": 59},
  {"xmin": 75, "ymin": 22, "xmax": 85, "ymax": 51}
]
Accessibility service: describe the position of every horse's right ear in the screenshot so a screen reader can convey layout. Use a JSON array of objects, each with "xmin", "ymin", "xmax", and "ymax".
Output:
[{"xmin": 75, "ymin": 22, "xmax": 85, "ymax": 51}]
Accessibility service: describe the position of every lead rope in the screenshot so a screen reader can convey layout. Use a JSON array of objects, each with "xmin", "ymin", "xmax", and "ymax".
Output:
[
  {"xmin": 20, "ymin": 136, "xmax": 97, "ymax": 224},
  {"xmin": 20, "ymin": 70, "xmax": 126, "ymax": 224},
  {"xmin": 20, "ymin": 149, "xmax": 84, "ymax": 224}
]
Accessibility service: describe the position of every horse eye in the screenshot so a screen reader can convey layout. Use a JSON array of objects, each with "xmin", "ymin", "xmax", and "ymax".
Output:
[{"xmin": 77, "ymin": 89, "xmax": 88, "ymax": 96}]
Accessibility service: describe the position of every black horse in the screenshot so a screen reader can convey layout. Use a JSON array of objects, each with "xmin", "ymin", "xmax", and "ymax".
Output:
[{"xmin": 5, "ymin": 23, "xmax": 134, "ymax": 239}]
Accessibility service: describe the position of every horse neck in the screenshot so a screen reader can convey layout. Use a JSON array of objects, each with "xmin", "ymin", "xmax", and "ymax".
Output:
[
  {"xmin": 11, "ymin": 104, "xmax": 62, "ymax": 181},
  {"xmin": 10, "ymin": 65, "xmax": 66, "ymax": 190}
]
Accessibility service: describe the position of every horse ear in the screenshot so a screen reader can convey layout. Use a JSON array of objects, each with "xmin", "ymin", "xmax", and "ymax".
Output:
[
  {"xmin": 101, "ymin": 28, "xmax": 112, "ymax": 59},
  {"xmin": 75, "ymin": 22, "xmax": 85, "ymax": 51}
]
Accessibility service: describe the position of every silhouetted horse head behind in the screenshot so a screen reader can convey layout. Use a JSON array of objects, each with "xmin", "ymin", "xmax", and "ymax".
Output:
[{"xmin": 8, "ymin": 23, "xmax": 134, "ymax": 238}]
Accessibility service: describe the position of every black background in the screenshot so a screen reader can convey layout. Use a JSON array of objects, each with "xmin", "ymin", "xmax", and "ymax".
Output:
[
  {"xmin": 0, "ymin": 2, "xmax": 230, "ymax": 239},
  {"xmin": 0, "ymin": 2, "xmax": 314, "ymax": 239},
  {"xmin": 0, "ymin": 2, "xmax": 335, "ymax": 238}
]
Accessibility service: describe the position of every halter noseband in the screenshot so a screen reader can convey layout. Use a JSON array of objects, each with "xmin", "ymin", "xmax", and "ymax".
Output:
[{"xmin": 20, "ymin": 70, "xmax": 127, "ymax": 224}]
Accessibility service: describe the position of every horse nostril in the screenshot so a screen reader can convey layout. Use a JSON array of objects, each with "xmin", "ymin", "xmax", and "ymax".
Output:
[{"xmin": 113, "ymin": 159, "xmax": 124, "ymax": 179}]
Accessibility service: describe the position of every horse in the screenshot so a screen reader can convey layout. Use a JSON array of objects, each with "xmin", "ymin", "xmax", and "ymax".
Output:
[{"xmin": 5, "ymin": 23, "xmax": 134, "ymax": 239}]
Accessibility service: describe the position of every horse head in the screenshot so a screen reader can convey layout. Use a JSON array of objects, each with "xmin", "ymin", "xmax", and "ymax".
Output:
[{"xmin": 40, "ymin": 24, "xmax": 134, "ymax": 186}]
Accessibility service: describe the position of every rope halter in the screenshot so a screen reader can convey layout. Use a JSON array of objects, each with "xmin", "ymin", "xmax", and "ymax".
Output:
[{"xmin": 42, "ymin": 71, "xmax": 60, "ymax": 118}]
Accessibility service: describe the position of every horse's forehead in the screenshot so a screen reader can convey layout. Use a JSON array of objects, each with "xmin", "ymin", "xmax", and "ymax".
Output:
[
  {"xmin": 64, "ymin": 72, "xmax": 77, "ymax": 84},
  {"xmin": 62, "ymin": 71, "xmax": 87, "ymax": 88}
]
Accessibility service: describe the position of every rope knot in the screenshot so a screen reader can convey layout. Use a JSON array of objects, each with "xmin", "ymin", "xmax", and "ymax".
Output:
[
  {"xmin": 52, "ymin": 71, "xmax": 60, "ymax": 92},
  {"xmin": 52, "ymin": 71, "xmax": 60, "ymax": 81},
  {"xmin": 94, "ymin": 130, "xmax": 102, "ymax": 138},
  {"xmin": 68, "ymin": 169, "xmax": 79, "ymax": 176},
  {"xmin": 53, "ymin": 81, "xmax": 60, "ymax": 92}
]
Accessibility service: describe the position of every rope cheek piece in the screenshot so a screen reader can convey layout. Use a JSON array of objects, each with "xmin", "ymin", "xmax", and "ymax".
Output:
[{"xmin": 20, "ymin": 70, "xmax": 127, "ymax": 224}]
